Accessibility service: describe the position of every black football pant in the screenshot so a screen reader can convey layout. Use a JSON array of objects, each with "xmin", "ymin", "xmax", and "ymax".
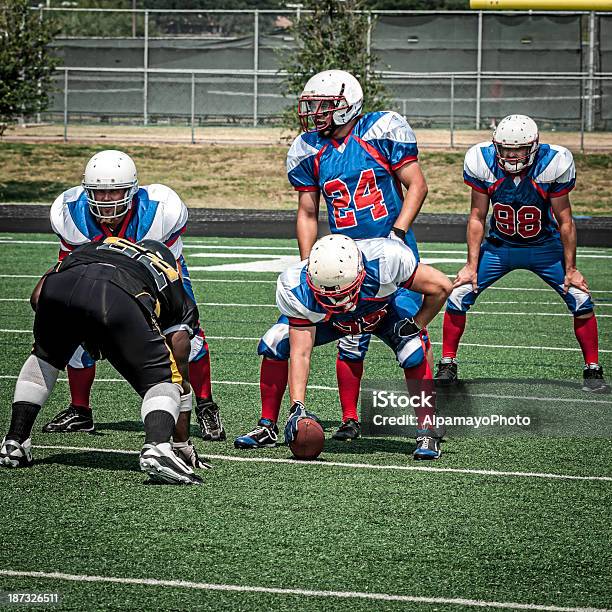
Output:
[{"xmin": 33, "ymin": 264, "xmax": 182, "ymax": 398}]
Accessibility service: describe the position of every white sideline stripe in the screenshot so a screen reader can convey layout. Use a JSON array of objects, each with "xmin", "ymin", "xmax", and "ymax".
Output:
[
  {"xmin": 0, "ymin": 331, "xmax": 609, "ymax": 353},
  {"xmin": 0, "ymin": 274, "xmax": 610, "ymax": 295},
  {"xmin": 30, "ymin": 445, "xmax": 612, "ymax": 483},
  {"xmin": 428, "ymin": 341, "xmax": 611, "ymax": 353},
  {"xmin": 0, "ymin": 571, "xmax": 608, "ymax": 612},
  {"xmin": 4, "ymin": 297, "xmax": 609, "ymax": 311},
  {"xmin": 189, "ymin": 253, "xmax": 292, "ymax": 259},
  {"xmin": 0, "ymin": 375, "xmax": 332, "ymax": 393},
  {"xmin": 0, "ymin": 300, "xmax": 609, "ymax": 317},
  {"xmin": 2, "ymin": 239, "xmax": 611, "ymax": 258},
  {"xmin": 1, "ymin": 375, "xmax": 609, "ymax": 405}
]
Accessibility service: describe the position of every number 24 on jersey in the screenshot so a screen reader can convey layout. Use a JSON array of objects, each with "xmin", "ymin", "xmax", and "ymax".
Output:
[{"xmin": 324, "ymin": 169, "xmax": 389, "ymax": 229}]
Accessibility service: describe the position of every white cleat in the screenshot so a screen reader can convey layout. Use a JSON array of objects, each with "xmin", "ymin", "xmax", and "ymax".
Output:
[
  {"xmin": 0, "ymin": 437, "xmax": 33, "ymax": 468},
  {"xmin": 139, "ymin": 442, "xmax": 203, "ymax": 485}
]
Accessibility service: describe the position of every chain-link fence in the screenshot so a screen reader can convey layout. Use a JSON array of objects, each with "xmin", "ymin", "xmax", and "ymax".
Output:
[
  {"xmin": 23, "ymin": 8, "xmax": 612, "ymax": 144},
  {"xmin": 42, "ymin": 68, "xmax": 610, "ymax": 150}
]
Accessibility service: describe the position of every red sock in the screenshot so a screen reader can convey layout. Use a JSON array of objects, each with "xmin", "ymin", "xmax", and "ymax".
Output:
[
  {"xmin": 442, "ymin": 311, "xmax": 467, "ymax": 359},
  {"xmin": 189, "ymin": 352, "xmax": 213, "ymax": 401},
  {"xmin": 404, "ymin": 359, "xmax": 435, "ymax": 430},
  {"xmin": 67, "ymin": 365, "xmax": 95, "ymax": 410},
  {"xmin": 336, "ymin": 358, "xmax": 363, "ymax": 422},
  {"xmin": 260, "ymin": 358, "xmax": 288, "ymax": 422},
  {"xmin": 574, "ymin": 315, "xmax": 599, "ymax": 364}
]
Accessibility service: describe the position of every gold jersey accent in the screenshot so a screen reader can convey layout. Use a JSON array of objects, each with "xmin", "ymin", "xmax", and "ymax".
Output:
[{"xmin": 103, "ymin": 237, "xmax": 180, "ymax": 283}]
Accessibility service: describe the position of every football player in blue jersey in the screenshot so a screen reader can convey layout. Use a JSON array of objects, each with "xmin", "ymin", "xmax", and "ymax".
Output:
[
  {"xmin": 252, "ymin": 70, "xmax": 431, "ymax": 444},
  {"xmin": 33, "ymin": 150, "xmax": 225, "ymax": 445},
  {"xmin": 435, "ymin": 115, "xmax": 607, "ymax": 392},
  {"xmin": 236, "ymin": 235, "xmax": 452, "ymax": 459}
]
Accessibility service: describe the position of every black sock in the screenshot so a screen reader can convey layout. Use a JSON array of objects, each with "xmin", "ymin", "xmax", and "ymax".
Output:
[
  {"xmin": 143, "ymin": 410, "xmax": 175, "ymax": 444},
  {"xmin": 7, "ymin": 402, "xmax": 42, "ymax": 444}
]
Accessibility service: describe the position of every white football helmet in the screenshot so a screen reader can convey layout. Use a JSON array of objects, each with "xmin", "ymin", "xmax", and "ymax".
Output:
[
  {"xmin": 306, "ymin": 235, "xmax": 365, "ymax": 313},
  {"xmin": 82, "ymin": 150, "xmax": 139, "ymax": 220},
  {"xmin": 298, "ymin": 69, "xmax": 364, "ymax": 134},
  {"xmin": 492, "ymin": 114, "xmax": 539, "ymax": 174}
]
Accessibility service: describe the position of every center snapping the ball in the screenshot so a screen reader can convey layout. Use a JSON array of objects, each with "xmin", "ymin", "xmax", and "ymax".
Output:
[{"xmin": 289, "ymin": 418, "xmax": 325, "ymax": 460}]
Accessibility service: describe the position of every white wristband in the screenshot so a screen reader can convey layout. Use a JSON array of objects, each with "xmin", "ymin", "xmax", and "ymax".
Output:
[{"xmin": 180, "ymin": 391, "xmax": 193, "ymax": 412}]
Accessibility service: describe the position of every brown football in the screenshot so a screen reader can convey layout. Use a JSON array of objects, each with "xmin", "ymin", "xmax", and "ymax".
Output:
[{"xmin": 289, "ymin": 418, "xmax": 325, "ymax": 460}]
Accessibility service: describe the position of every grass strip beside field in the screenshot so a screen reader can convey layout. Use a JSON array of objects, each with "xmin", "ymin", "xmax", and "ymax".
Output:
[{"xmin": 0, "ymin": 143, "xmax": 610, "ymax": 215}]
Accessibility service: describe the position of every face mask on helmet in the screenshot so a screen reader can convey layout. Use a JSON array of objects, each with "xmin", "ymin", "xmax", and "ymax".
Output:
[
  {"xmin": 493, "ymin": 143, "xmax": 538, "ymax": 174},
  {"xmin": 306, "ymin": 267, "xmax": 365, "ymax": 314},
  {"xmin": 306, "ymin": 234, "xmax": 366, "ymax": 314},
  {"xmin": 297, "ymin": 70, "xmax": 364, "ymax": 135},
  {"xmin": 492, "ymin": 115, "xmax": 539, "ymax": 174},
  {"xmin": 82, "ymin": 150, "xmax": 139, "ymax": 222},
  {"xmin": 298, "ymin": 95, "xmax": 350, "ymax": 134},
  {"xmin": 85, "ymin": 188, "xmax": 134, "ymax": 222}
]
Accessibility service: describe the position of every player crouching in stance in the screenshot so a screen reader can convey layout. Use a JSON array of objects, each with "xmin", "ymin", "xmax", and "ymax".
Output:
[
  {"xmin": 235, "ymin": 235, "xmax": 452, "ymax": 460},
  {"xmin": 435, "ymin": 115, "xmax": 606, "ymax": 392},
  {"xmin": 0, "ymin": 238, "xmax": 209, "ymax": 484},
  {"xmin": 38, "ymin": 150, "xmax": 223, "ymax": 442},
  {"xmin": 287, "ymin": 69, "xmax": 430, "ymax": 442}
]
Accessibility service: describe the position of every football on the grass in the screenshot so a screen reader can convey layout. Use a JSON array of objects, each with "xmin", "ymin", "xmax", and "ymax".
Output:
[{"xmin": 289, "ymin": 418, "xmax": 325, "ymax": 460}]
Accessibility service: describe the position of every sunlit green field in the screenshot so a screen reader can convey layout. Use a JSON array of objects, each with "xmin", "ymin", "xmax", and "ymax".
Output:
[{"xmin": 0, "ymin": 234, "xmax": 610, "ymax": 611}]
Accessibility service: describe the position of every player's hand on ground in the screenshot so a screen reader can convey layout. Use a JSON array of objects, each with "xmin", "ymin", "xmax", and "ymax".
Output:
[
  {"xmin": 563, "ymin": 268, "xmax": 589, "ymax": 294},
  {"xmin": 284, "ymin": 401, "xmax": 321, "ymax": 443},
  {"xmin": 173, "ymin": 439, "xmax": 213, "ymax": 469},
  {"xmin": 453, "ymin": 264, "xmax": 478, "ymax": 292}
]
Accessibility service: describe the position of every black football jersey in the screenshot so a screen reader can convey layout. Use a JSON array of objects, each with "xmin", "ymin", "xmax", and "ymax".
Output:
[{"xmin": 55, "ymin": 237, "xmax": 199, "ymax": 336}]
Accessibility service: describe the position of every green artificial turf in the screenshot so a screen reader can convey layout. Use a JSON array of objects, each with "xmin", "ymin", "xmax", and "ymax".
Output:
[{"xmin": 0, "ymin": 234, "xmax": 610, "ymax": 611}]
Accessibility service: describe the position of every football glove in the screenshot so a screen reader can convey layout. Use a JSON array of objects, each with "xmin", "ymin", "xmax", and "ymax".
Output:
[
  {"xmin": 284, "ymin": 401, "xmax": 321, "ymax": 444},
  {"xmin": 389, "ymin": 227, "xmax": 407, "ymax": 243},
  {"xmin": 172, "ymin": 439, "xmax": 213, "ymax": 470},
  {"xmin": 396, "ymin": 317, "xmax": 421, "ymax": 338}
]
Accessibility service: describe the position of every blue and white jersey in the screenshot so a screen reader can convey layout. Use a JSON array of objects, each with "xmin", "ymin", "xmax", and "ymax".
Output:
[
  {"xmin": 50, "ymin": 184, "xmax": 188, "ymax": 261},
  {"xmin": 463, "ymin": 142, "xmax": 576, "ymax": 245},
  {"xmin": 286, "ymin": 111, "xmax": 419, "ymax": 253},
  {"xmin": 276, "ymin": 238, "xmax": 418, "ymax": 334}
]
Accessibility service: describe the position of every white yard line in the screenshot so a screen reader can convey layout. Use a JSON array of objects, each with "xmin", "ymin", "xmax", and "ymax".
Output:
[
  {"xmin": 0, "ymin": 298, "xmax": 610, "ymax": 315},
  {"xmin": 1, "ymin": 239, "xmax": 610, "ymax": 257},
  {"xmin": 1, "ymin": 375, "xmax": 609, "ymax": 405},
  {"xmin": 0, "ymin": 331, "xmax": 609, "ymax": 353},
  {"xmin": 8, "ymin": 296, "xmax": 612, "ymax": 307},
  {"xmin": 0, "ymin": 274, "xmax": 610, "ymax": 295},
  {"xmin": 31, "ymin": 445, "xmax": 612, "ymax": 483},
  {"xmin": 0, "ymin": 570, "xmax": 608, "ymax": 612}
]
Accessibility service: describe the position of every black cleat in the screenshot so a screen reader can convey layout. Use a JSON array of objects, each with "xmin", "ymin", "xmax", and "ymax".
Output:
[
  {"xmin": 413, "ymin": 429, "xmax": 442, "ymax": 460},
  {"xmin": 195, "ymin": 399, "xmax": 226, "ymax": 441},
  {"xmin": 435, "ymin": 358, "xmax": 458, "ymax": 386},
  {"xmin": 332, "ymin": 419, "xmax": 361, "ymax": 441},
  {"xmin": 234, "ymin": 418, "xmax": 278, "ymax": 449},
  {"xmin": 41, "ymin": 405, "xmax": 95, "ymax": 433},
  {"xmin": 582, "ymin": 364, "xmax": 608, "ymax": 393}
]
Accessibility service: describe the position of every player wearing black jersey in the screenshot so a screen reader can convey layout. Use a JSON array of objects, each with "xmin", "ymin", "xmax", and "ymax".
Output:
[{"xmin": 0, "ymin": 238, "xmax": 207, "ymax": 485}]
